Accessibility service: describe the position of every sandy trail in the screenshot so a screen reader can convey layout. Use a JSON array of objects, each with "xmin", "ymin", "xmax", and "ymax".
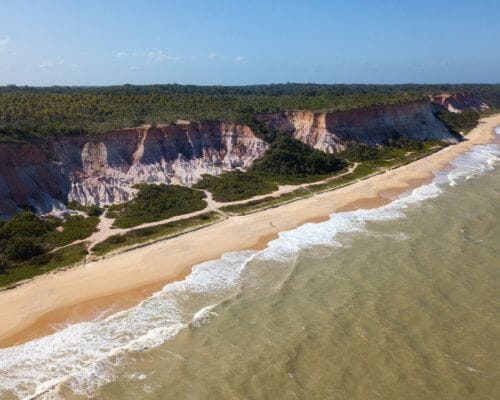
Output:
[
  {"xmin": 51, "ymin": 164, "xmax": 358, "ymax": 254},
  {"xmin": 86, "ymin": 163, "xmax": 359, "ymax": 248},
  {"xmin": 0, "ymin": 115, "xmax": 498, "ymax": 348}
]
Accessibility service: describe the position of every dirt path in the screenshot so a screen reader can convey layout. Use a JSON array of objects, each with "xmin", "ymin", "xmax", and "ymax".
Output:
[{"xmin": 51, "ymin": 164, "xmax": 359, "ymax": 253}]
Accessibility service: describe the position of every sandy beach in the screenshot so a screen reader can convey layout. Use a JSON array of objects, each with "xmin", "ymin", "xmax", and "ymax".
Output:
[{"xmin": 1, "ymin": 113, "xmax": 499, "ymax": 349}]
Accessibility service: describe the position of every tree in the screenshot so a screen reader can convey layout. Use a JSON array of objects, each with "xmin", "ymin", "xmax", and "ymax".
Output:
[{"xmin": 4, "ymin": 237, "xmax": 43, "ymax": 261}]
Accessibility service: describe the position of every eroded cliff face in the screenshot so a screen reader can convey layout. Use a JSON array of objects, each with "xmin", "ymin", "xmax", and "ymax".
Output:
[
  {"xmin": 0, "ymin": 121, "xmax": 268, "ymax": 216},
  {"xmin": 0, "ymin": 98, "xmax": 483, "ymax": 217},
  {"xmin": 257, "ymin": 100, "xmax": 459, "ymax": 153},
  {"xmin": 0, "ymin": 143, "xmax": 68, "ymax": 217},
  {"xmin": 430, "ymin": 93, "xmax": 489, "ymax": 113}
]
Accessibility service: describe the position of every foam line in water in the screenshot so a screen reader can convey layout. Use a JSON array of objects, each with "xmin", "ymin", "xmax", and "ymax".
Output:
[
  {"xmin": 0, "ymin": 251, "xmax": 258, "ymax": 399},
  {"xmin": 0, "ymin": 138, "xmax": 499, "ymax": 400},
  {"xmin": 261, "ymin": 139, "xmax": 500, "ymax": 262}
]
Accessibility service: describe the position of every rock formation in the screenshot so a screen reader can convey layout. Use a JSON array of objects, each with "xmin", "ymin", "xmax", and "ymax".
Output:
[
  {"xmin": 0, "ymin": 121, "xmax": 268, "ymax": 217},
  {"xmin": 0, "ymin": 97, "xmax": 487, "ymax": 217},
  {"xmin": 257, "ymin": 100, "xmax": 459, "ymax": 153},
  {"xmin": 430, "ymin": 93, "xmax": 490, "ymax": 113}
]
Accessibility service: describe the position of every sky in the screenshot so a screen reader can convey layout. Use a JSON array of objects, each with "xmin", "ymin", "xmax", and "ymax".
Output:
[{"xmin": 0, "ymin": 0, "xmax": 499, "ymax": 86}]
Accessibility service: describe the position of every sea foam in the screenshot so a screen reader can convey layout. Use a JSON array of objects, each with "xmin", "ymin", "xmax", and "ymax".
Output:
[{"xmin": 0, "ymin": 135, "xmax": 499, "ymax": 400}]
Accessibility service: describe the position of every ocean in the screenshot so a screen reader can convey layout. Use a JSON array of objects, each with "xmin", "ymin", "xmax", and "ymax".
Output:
[{"xmin": 1, "ymin": 129, "xmax": 499, "ymax": 399}]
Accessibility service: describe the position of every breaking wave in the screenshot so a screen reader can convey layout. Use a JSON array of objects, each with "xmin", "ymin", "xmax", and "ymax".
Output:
[{"xmin": 0, "ymin": 136, "xmax": 499, "ymax": 399}]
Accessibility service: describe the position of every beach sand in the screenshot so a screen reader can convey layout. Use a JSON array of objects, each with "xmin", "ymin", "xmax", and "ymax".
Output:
[{"xmin": 1, "ymin": 114, "xmax": 499, "ymax": 348}]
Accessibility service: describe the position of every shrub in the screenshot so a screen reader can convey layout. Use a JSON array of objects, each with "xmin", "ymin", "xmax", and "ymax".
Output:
[
  {"xmin": 194, "ymin": 171, "xmax": 278, "ymax": 202},
  {"xmin": 110, "ymin": 184, "xmax": 207, "ymax": 228},
  {"xmin": 67, "ymin": 201, "xmax": 104, "ymax": 216},
  {"xmin": 0, "ymin": 211, "xmax": 54, "ymax": 238},
  {"xmin": 252, "ymin": 135, "xmax": 346, "ymax": 177},
  {"xmin": 0, "ymin": 257, "xmax": 7, "ymax": 273},
  {"xmin": 339, "ymin": 143, "xmax": 381, "ymax": 161},
  {"xmin": 87, "ymin": 205, "xmax": 104, "ymax": 217},
  {"xmin": 4, "ymin": 238, "xmax": 43, "ymax": 261},
  {"xmin": 194, "ymin": 136, "xmax": 346, "ymax": 201},
  {"xmin": 437, "ymin": 110, "xmax": 479, "ymax": 135}
]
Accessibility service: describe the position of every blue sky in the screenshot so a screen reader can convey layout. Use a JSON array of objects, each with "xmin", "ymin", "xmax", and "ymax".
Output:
[{"xmin": 0, "ymin": 0, "xmax": 499, "ymax": 85}]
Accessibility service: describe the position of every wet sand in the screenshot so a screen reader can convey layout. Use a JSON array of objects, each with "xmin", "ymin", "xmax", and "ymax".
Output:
[{"xmin": 0, "ymin": 114, "xmax": 499, "ymax": 348}]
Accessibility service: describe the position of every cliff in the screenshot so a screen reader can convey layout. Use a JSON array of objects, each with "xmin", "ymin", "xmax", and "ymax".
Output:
[
  {"xmin": 0, "ymin": 98, "xmax": 481, "ymax": 217},
  {"xmin": 430, "ymin": 93, "xmax": 490, "ymax": 113},
  {"xmin": 0, "ymin": 121, "xmax": 268, "ymax": 217},
  {"xmin": 256, "ymin": 100, "xmax": 459, "ymax": 153}
]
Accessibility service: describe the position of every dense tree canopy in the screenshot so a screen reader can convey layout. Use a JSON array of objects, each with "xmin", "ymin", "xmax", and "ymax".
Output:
[
  {"xmin": 1, "ymin": 83, "xmax": 498, "ymax": 142},
  {"xmin": 252, "ymin": 135, "xmax": 346, "ymax": 177}
]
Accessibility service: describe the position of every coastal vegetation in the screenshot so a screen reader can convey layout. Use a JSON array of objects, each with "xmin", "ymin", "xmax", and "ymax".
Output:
[
  {"xmin": 0, "ymin": 83, "xmax": 494, "ymax": 288},
  {"xmin": 0, "ymin": 133, "xmax": 465, "ymax": 289},
  {"xmin": 194, "ymin": 171, "xmax": 278, "ymax": 202},
  {"xmin": 219, "ymin": 165, "xmax": 378, "ymax": 215},
  {"xmin": 106, "ymin": 184, "xmax": 207, "ymax": 228},
  {"xmin": 0, "ymin": 83, "xmax": 498, "ymax": 142},
  {"xmin": 339, "ymin": 137, "xmax": 427, "ymax": 162},
  {"xmin": 92, "ymin": 212, "xmax": 223, "ymax": 256},
  {"xmin": 67, "ymin": 201, "xmax": 104, "ymax": 217},
  {"xmin": 219, "ymin": 139, "xmax": 446, "ymax": 216},
  {"xmin": 195, "ymin": 135, "xmax": 347, "ymax": 202},
  {"xmin": 0, "ymin": 211, "xmax": 98, "ymax": 287},
  {"xmin": 0, "ymin": 243, "xmax": 88, "ymax": 288},
  {"xmin": 252, "ymin": 135, "xmax": 347, "ymax": 180},
  {"xmin": 437, "ymin": 110, "xmax": 480, "ymax": 135}
]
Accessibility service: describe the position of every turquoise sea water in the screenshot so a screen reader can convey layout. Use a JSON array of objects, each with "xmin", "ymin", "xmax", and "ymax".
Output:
[{"xmin": 0, "ymin": 132, "xmax": 499, "ymax": 399}]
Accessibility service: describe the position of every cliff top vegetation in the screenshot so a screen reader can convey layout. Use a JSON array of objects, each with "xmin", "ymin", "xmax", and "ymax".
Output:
[{"xmin": 0, "ymin": 83, "xmax": 498, "ymax": 142}]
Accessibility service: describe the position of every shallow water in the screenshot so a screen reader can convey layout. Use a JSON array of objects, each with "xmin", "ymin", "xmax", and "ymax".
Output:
[{"xmin": 0, "ymin": 135, "xmax": 499, "ymax": 399}]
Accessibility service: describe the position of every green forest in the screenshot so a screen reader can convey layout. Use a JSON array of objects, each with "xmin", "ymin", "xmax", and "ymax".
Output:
[{"xmin": 0, "ymin": 83, "xmax": 498, "ymax": 141}]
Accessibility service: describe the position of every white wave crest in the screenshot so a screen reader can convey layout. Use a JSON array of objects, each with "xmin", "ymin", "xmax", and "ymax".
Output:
[
  {"xmin": 0, "ymin": 251, "xmax": 256, "ymax": 399},
  {"xmin": 0, "ymin": 137, "xmax": 498, "ymax": 399}
]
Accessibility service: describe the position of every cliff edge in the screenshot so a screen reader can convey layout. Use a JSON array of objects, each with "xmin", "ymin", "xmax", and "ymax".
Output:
[{"xmin": 257, "ymin": 100, "xmax": 459, "ymax": 153}]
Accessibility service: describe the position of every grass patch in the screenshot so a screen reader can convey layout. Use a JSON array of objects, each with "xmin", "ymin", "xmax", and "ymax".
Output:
[
  {"xmin": 92, "ymin": 212, "xmax": 223, "ymax": 256},
  {"xmin": 42, "ymin": 215, "xmax": 100, "ymax": 248},
  {"xmin": 194, "ymin": 170, "xmax": 278, "ymax": 202},
  {"xmin": 108, "ymin": 184, "xmax": 207, "ymax": 228},
  {"xmin": 0, "ymin": 243, "xmax": 88, "ymax": 288}
]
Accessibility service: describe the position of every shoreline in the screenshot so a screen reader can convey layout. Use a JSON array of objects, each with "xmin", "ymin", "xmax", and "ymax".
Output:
[{"xmin": 1, "ymin": 114, "xmax": 499, "ymax": 349}]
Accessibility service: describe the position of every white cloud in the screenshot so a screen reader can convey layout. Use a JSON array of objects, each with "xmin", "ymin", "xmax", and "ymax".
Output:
[
  {"xmin": 39, "ymin": 59, "xmax": 65, "ymax": 68},
  {"xmin": 0, "ymin": 37, "xmax": 11, "ymax": 53},
  {"xmin": 234, "ymin": 55, "xmax": 245, "ymax": 63},
  {"xmin": 130, "ymin": 65, "xmax": 138, "ymax": 70},
  {"xmin": 145, "ymin": 50, "xmax": 180, "ymax": 61},
  {"xmin": 0, "ymin": 37, "xmax": 10, "ymax": 47},
  {"xmin": 115, "ymin": 50, "xmax": 180, "ymax": 62},
  {"xmin": 208, "ymin": 52, "xmax": 217, "ymax": 59}
]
